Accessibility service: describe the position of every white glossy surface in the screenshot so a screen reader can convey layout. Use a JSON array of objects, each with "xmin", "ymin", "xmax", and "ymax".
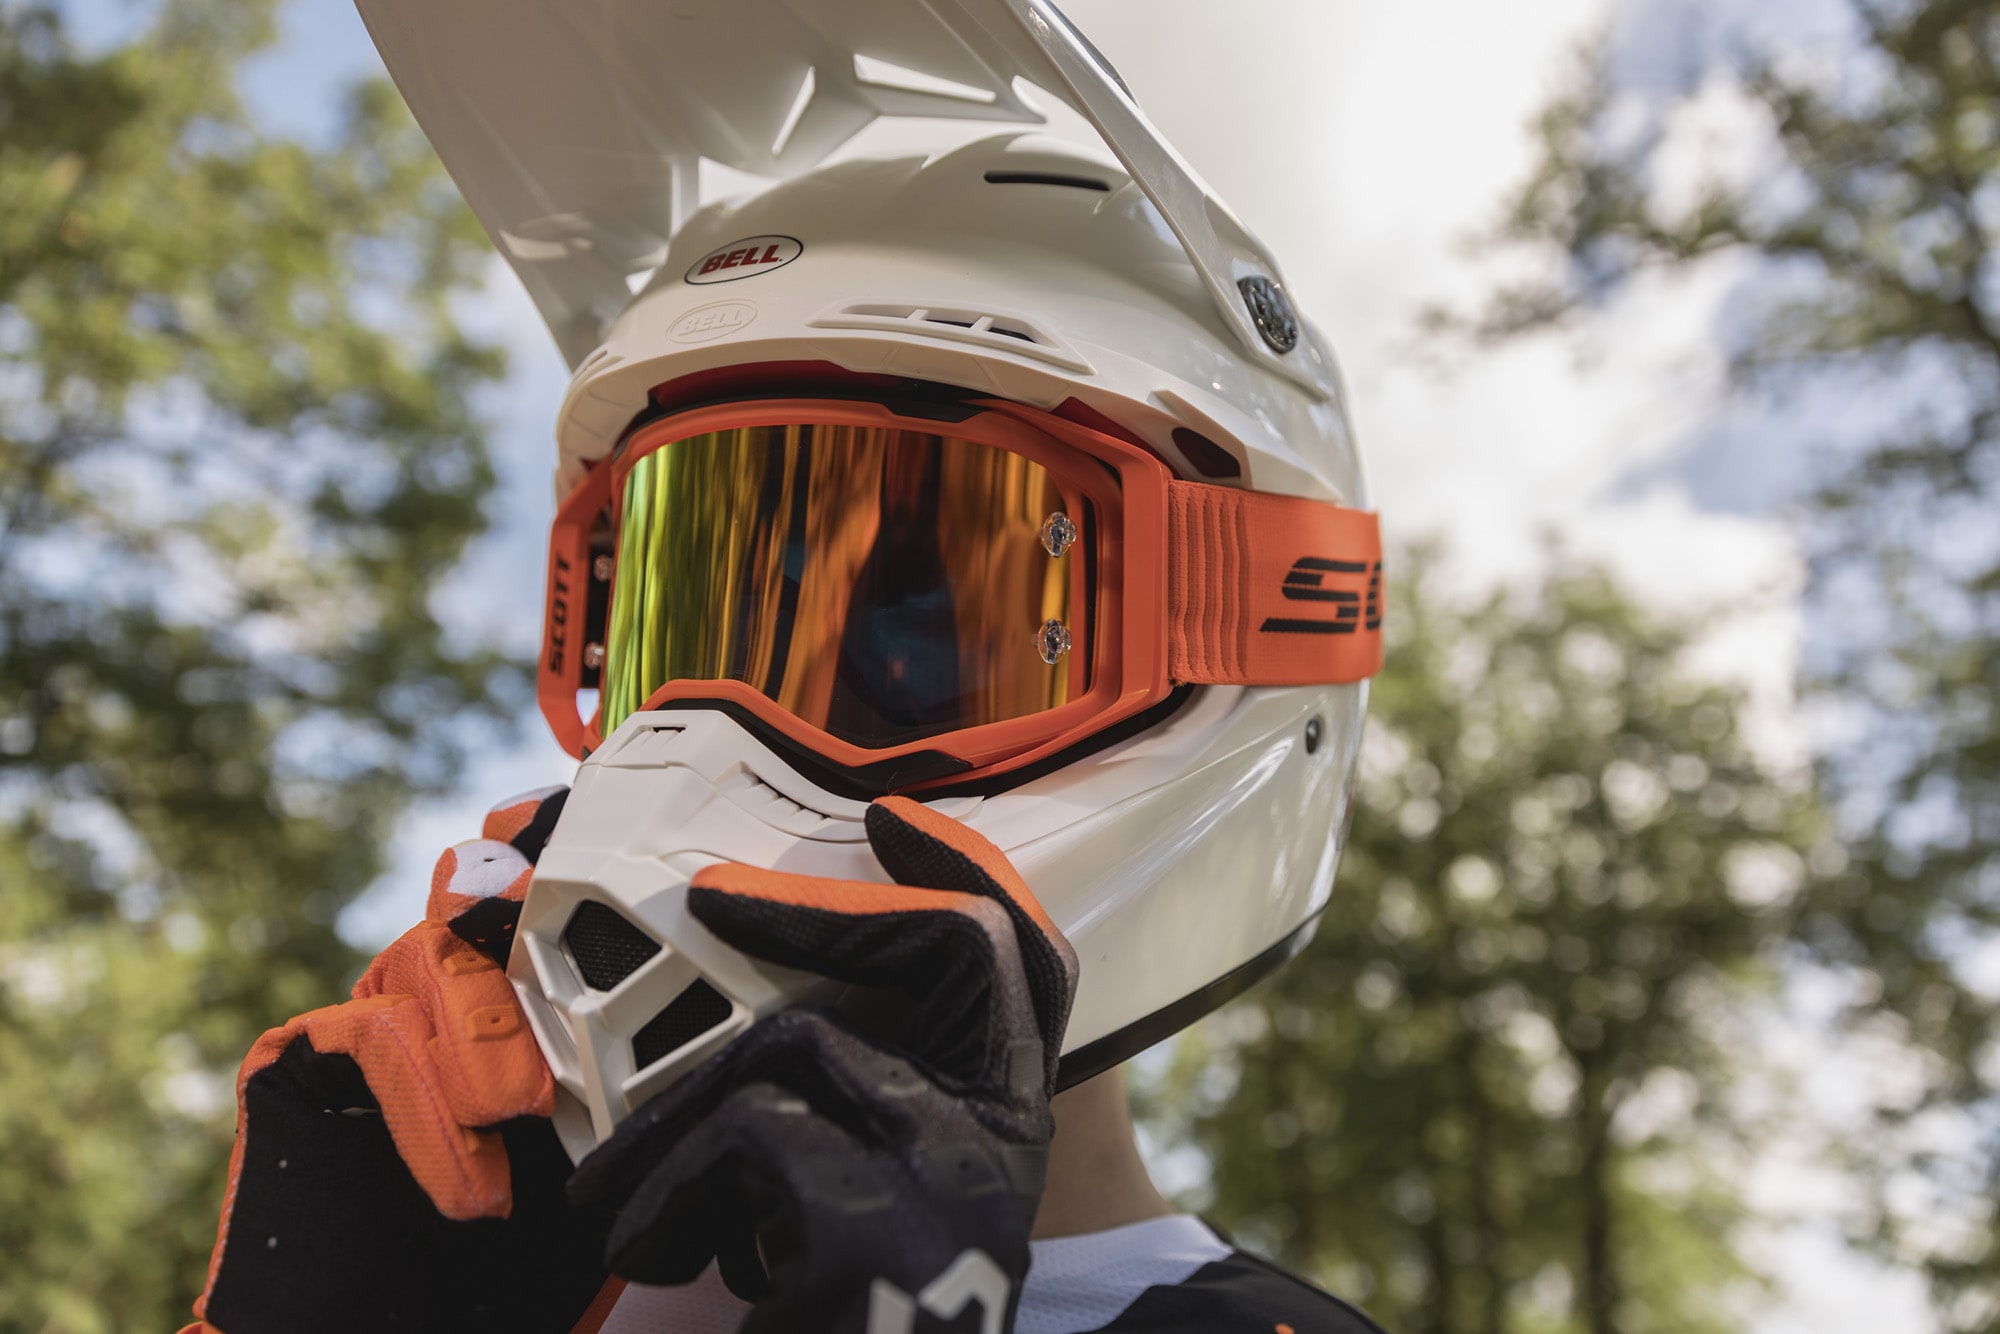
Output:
[{"xmin": 553, "ymin": 135, "xmax": 1361, "ymax": 507}]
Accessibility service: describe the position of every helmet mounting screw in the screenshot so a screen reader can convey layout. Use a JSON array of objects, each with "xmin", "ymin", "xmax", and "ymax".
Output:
[
  {"xmin": 583, "ymin": 642, "xmax": 606, "ymax": 670},
  {"xmin": 1039, "ymin": 512, "xmax": 1078, "ymax": 558},
  {"xmin": 1238, "ymin": 276, "xmax": 1299, "ymax": 354},
  {"xmin": 592, "ymin": 554, "xmax": 615, "ymax": 581},
  {"xmin": 1304, "ymin": 717, "xmax": 1324, "ymax": 754}
]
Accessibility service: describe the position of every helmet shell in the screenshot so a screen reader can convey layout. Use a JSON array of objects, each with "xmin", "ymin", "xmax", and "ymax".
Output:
[
  {"xmin": 555, "ymin": 134, "xmax": 1363, "ymax": 508},
  {"xmin": 514, "ymin": 133, "xmax": 1372, "ymax": 1152}
]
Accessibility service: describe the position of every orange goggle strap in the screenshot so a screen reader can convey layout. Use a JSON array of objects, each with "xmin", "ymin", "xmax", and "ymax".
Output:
[{"xmin": 1166, "ymin": 481, "xmax": 1383, "ymax": 686}]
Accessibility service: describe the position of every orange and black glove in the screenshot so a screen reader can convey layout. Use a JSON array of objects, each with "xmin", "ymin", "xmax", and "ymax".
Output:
[
  {"xmin": 186, "ymin": 788, "xmax": 608, "ymax": 1334},
  {"xmin": 567, "ymin": 795, "xmax": 1080, "ymax": 1334}
]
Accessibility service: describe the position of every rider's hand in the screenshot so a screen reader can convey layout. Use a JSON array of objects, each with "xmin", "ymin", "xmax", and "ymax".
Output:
[
  {"xmin": 567, "ymin": 795, "xmax": 1079, "ymax": 1334},
  {"xmin": 187, "ymin": 788, "xmax": 607, "ymax": 1334}
]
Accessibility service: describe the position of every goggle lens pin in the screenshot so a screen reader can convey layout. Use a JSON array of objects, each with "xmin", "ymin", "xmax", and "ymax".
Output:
[
  {"xmin": 1039, "ymin": 511, "xmax": 1078, "ymax": 558},
  {"xmin": 1036, "ymin": 619, "xmax": 1072, "ymax": 665}
]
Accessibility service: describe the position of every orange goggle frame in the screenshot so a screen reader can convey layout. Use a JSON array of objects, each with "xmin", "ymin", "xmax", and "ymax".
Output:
[{"xmin": 540, "ymin": 395, "xmax": 1382, "ymax": 794}]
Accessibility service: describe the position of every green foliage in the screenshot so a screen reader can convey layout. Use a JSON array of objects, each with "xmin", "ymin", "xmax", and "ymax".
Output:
[
  {"xmin": 1146, "ymin": 548, "xmax": 1819, "ymax": 1334},
  {"xmin": 0, "ymin": 2, "xmax": 513, "ymax": 1328},
  {"xmin": 1462, "ymin": 1, "xmax": 2000, "ymax": 1323}
]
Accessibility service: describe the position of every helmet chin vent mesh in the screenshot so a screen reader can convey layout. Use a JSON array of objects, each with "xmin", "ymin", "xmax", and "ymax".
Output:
[
  {"xmin": 563, "ymin": 900, "xmax": 661, "ymax": 990},
  {"xmin": 632, "ymin": 979, "xmax": 734, "ymax": 1069}
]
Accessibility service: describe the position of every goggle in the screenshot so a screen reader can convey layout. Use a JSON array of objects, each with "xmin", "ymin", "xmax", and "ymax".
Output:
[{"xmin": 540, "ymin": 393, "xmax": 1382, "ymax": 794}]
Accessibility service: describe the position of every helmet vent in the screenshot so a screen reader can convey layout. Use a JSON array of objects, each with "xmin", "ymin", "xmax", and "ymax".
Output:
[
  {"xmin": 982, "ymin": 170, "xmax": 1111, "ymax": 192},
  {"xmin": 718, "ymin": 766, "xmax": 866, "ymax": 841},
  {"xmin": 563, "ymin": 901, "xmax": 661, "ymax": 991},
  {"xmin": 811, "ymin": 302, "xmax": 1091, "ymax": 373},
  {"xmin": 573, "ymin": 345, "xmax": 620, "ymax": 379},
  {"xmin": 632, "ymin": 979, "xmax": 734, "ymax": 1070},
  {"xmin": 601, "ymin": 723, "xmax": 686, "ymax": 768},
  {"xmin": 1171, "ymin": 426, "xmax": 1243, "ymax": 479}
]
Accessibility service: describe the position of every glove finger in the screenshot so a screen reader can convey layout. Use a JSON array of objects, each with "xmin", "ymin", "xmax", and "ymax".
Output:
[
  {"xmin": 482, "ymin": 784, "xmax": 570, "ymax": 863},
  {"xmin": 605, "ymin": 1079, "xmax": 1025, "ymax": 1334},
  {"xmin": 596, "ymin": 1081, "xmax": 804, "ymax": 1286},
  {"xmin": 603, "ymin": 1081, "xmax": 931, "ymax": 1334},
  {"xmin": 716, "ymin": 1220, "xmax": 774, "ymax": 1304},
  {"xmin": 355, "ymin": 922, "xmax": 554, "ymax": 1129},
  {"xmin": 426, "ymin": 966, "xmax": 555, "ymax": 1130},
  {"xmin": 866, "ymin": 797, "xmax": 1078, "ymax": 1077},
  {"xmin": 427, "ymin": 838, "xmax": 535, "ymax": 965},
  {"xmin": 685, "ymin": 870, "xmax": 1038, "ymax": 1091},
  {"xmin": 300, "ymin": 994, "xmax": 518, "ymax": 1220},
  {"xmin": 569, "ymin": 1009, "xmax": 930, "ymax": 1215},
  {"xmin": 416, "ymin": 784, "xmax": 567, "ymax": 964}
]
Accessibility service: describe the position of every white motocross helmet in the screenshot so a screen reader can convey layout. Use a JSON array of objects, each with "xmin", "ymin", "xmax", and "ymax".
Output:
[{"xmin": 361, "ymin": 0, "xmax": 1381, "ymax": 1159}]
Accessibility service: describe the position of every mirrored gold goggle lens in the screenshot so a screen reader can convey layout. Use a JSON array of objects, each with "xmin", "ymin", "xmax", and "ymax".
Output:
[{"xmin": 600, "ymin": 422, "xmax": 1087, "ymax": 748}]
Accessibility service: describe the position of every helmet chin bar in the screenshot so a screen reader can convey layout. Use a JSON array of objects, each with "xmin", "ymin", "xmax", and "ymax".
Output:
[
  {"xmin": 511, "ymin": 676, "xmax": 1364, "ymax": 1160},
  {"xmin": 1056, "ymin": 919, "xmax": 1317, "ymax": 1091},
  {"xmin": 508, "ymin": 708, "xmax": 980, "ymax": 1159}
]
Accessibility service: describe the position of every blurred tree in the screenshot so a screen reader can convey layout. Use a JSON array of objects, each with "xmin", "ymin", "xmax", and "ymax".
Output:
[
  {"xmin": 0, "ymin": 2, "xmax": 513, "ymax": 1329},
  {"xmin": 1145, "ymin": 547, "xmax": 1819, "ymax": 1334},
  {"xmin": 1458, "ymin": 1, "xmax": 2000, "ymax": 1324}
]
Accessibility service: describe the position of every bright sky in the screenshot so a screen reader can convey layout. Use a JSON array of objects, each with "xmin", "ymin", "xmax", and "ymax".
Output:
[{"xmin": 215, "ymin": 1, "xmax": 1920, "ymax": 1327}]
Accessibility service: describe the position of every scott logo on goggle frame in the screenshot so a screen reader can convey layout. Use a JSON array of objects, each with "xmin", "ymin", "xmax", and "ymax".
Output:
[
  {"xmin": 545, "ymin": 552, "xmax": 573, "ymax": 673},
  {"xmin": 1261, "ymin": 557, "xmax": 1383, "ymax": 636},
  {"xmin": 685, "ymin": 234, "xmax": 803, "ymax": 285}
]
